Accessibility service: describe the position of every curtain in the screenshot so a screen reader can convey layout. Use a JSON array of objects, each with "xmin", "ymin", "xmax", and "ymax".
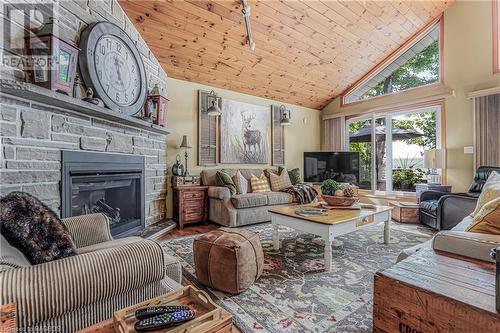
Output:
[
  {"xmin": 474, "ymin": 93, "xmax": 500, "ymax": 168},
  {"xmin": 322, "ymin": 116, "xmax": 345, "ymax": 151}
]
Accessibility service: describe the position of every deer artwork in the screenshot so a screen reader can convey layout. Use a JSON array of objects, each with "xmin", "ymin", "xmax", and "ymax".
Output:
[{"xmin": 240, "ymin": 111, "xmax": 262, "ymax": 153}]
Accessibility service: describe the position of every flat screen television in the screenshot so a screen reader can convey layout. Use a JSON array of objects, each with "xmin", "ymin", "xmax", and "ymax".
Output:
[{"xmin": 303, "ymin": 152, "xmax": 360, "ymax": 184}]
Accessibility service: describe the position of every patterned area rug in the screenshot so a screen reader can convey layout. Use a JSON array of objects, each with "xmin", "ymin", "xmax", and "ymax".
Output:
[{"xmin": 159, "ymin": 222, "xmax": 433, "ymax": 333}]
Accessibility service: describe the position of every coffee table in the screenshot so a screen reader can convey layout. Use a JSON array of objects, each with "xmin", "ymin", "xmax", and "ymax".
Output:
[{"xmin": 269, "ymin": 205, "xmax": 392, "ymax": 272}]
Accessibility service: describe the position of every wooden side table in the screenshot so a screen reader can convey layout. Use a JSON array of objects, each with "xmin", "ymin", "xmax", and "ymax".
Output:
[
  {"xmin": 415, "ymin": 183, "xmax": 452, "ymax": 202},
  {"xmin": 373, "ymin": 248, "xmax": 500, "ymax": 332},
  {"xmin": 172, "ymin": 185, "xmax": 208, "ymax": 229},
  {"xmin": 389, "ymin": 201, "xmax": 419, "ymax": 223}
]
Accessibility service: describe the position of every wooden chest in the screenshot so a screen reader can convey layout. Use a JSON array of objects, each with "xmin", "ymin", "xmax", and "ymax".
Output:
[
  {"xmin": 173, "ymin": 186, "xmax": 208, "ymax": 229},
  {"xmin": 389, "ymin": 201, "xmax": 419, "ymax": 223},
  {"xmin": 373, "ymin": 249, "xmax": 500, "ymax": 333}
]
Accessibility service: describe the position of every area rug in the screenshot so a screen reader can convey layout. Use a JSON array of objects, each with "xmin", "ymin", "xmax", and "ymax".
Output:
[{"xmin": 159, "ymin": 222, "xmax": 433, "ymax": 333}]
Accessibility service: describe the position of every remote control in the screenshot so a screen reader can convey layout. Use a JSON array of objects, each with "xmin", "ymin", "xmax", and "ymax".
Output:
[
  {"xmin": 134, "ymin": 310, "xmax": 196, "ymax": 332},
  {"xmin": 135, "ymin": 305, "xmax": 191, "ymax": 320}
]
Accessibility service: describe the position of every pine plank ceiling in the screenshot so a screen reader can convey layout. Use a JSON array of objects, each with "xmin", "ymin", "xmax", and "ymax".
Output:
[{"xmin": 120, "ymin": 0, "xmax": 453, "ymax": 109}]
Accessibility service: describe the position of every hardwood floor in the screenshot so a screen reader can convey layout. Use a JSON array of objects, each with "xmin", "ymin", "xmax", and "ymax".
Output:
[{"xmin": 156, "ymin": 222, "xmax": 222, "ymax": 241}]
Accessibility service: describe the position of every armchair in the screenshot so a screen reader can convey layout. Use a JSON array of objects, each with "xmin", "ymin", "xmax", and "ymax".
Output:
[
  {"xmin": 0, "ymin": 213, "xmax": 182, "ymax": 332},
  {"xmin": 419, "ymin": 166, "xmax": 500, "ymax": 230}
]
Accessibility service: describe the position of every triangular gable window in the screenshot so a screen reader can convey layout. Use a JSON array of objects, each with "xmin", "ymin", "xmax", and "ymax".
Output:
[{"xmin": 343, "ymin": 21, "xmax": 441, "ymax": 104}]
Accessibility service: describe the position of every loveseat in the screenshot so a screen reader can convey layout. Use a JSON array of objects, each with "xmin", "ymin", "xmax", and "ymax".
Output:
[
  {"xmin": 398, "ymin": 214, "xmax": 500, "ymax": 263},
  {"xmin": 399, "ymin": 168, "xmax": 500, "ymax": 263},
  {"xmin": 201, "ymin": 168, "xmax": 298, "ymax": 227},
  {"xmin": 0, "ymin": 213, "xmax": 182, "ymax": 332}
]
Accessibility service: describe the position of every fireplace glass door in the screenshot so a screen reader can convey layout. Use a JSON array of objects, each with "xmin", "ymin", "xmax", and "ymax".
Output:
[{"xmin": 70, "ymin": 173, "xmax": 142, "ymax": 236}]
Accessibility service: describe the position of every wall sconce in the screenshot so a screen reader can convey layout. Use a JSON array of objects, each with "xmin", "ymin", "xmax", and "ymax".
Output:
[
  {"xmin": 207, "ymin": 90, "xmax": 222, "ymax": 116},
  {"xmin": 279, "ymin": 105, "xmax": 291, "ymax": 126}
]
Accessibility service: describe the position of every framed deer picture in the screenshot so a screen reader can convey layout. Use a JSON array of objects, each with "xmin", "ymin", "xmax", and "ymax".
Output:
[{"xmin": 220, "ymin": 99, "xmax": 270, "ymax": 164}]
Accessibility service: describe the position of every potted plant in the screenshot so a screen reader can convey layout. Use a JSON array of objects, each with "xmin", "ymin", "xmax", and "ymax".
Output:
[
  {"xmin": 320, "ymin": 179, "xmax": 358, "ymax": 206},
  {"xmin": 393, "ymin": 168, "xmax": 425, "ymax": 191}
]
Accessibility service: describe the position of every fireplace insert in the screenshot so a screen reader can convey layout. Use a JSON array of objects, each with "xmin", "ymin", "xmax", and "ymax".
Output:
[{"xmin": 61, "ymin": 151, "xmax": 145, "ymax": 237}]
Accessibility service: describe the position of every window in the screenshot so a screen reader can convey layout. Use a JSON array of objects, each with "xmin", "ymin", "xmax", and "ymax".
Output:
[
  {"xmin": 343, "ymin": 20, "xmax": 442, "ymax": 104},
  {"xmin": 346, "ymin": 105, "xmax": 442, "ymax": 193}
]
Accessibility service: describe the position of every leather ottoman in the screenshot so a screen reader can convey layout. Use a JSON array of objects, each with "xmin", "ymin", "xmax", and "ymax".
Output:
[{"xmin": 193, "ymin": 228, "xmax": 264, "ymax": 294}]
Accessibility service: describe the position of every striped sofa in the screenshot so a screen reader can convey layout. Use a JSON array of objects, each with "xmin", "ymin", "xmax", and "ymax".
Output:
[{"xmin": 0, "ymin": 213, "xmax": 182, "ymax": 332}]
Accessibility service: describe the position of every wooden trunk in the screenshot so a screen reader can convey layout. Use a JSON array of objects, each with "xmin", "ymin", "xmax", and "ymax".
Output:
[
  {"xmin": 373, "ymin": 249, "xmax": 500, "ymax": 333},
  {"xmin": 389, "ymin": 201, "xmax": 419, "ymax": 223}
]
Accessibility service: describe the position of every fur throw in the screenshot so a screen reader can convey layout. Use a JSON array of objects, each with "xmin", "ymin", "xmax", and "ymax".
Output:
[
  {"xmin": 280, "ymin": 184, "xmax": 318, "ymax": 204},
  {"xmin": 0, "ymin": 192, "xmax": 76, "ymax": 265}
]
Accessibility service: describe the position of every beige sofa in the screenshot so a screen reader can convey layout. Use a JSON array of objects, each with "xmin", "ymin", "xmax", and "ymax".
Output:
[
  {"xmin": 201, "ymin": 168, "xmax": 297, "ymax": 227},
  {"xmin": 0, "ymin": 213, "xmax": 182, "ymax": 332},
  {"xmin": 398, "ymin": 215, "xmax": 500, "ymax": 263}
]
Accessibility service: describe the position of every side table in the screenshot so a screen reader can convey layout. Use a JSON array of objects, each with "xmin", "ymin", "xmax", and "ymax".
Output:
[
  {"xmin": 415, "ymin": 183, "xmax": 452, "ymax": 202},
  {"xmin": 389, "ymin": 201, "xmax": 419, "ymax": 223},
  {"xmin": 172, "ymin": 185, "xmax": 208, "ymax": 229}
]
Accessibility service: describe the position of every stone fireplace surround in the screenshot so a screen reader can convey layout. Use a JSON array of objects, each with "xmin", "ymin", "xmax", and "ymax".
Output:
[
  {"xmin": 0, "ymin": 91, "xmax": 169, "ymax": 227},
  {"xmin": 0, "ymin": 0, "xmax": 171, "ymax": 228}
]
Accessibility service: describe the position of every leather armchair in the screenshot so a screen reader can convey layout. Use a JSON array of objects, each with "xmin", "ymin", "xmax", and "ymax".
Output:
[{"xmin": 419, "ymin": 166, "xmax": 500, "ymax": 230}]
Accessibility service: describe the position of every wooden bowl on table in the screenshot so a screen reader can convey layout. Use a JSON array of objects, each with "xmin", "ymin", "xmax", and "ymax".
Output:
[{"xmin": 321, "ymin": 194, "xmax": 359, "ymax": 207}]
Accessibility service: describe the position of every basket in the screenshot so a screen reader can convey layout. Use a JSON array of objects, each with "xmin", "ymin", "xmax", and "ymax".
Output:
[{"xmin": 321, "ymin": 194, "xmax": 359, "ymax": 207}]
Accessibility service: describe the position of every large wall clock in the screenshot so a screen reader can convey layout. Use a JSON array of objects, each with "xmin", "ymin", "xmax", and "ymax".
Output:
[{"xmin": 79, "ymin": 22, "xmax": 147, "ymax": 116}]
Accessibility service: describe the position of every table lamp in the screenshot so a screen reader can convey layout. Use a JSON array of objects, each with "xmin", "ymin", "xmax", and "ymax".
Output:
[
  {"xmin": 424, "ymin": 148, "xmax": 446, "ymax": 184},
  {"xmin": 180, "ymin": 135, "xmax": 192, "ymax": 177}
]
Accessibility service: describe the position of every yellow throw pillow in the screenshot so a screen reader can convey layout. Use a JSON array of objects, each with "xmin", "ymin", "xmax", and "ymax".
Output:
[
  {"xmin": 472, "ymin": 171, "xmax": 500, "ymax": 216},
  {"xmin": 250, "ymin": 174, "xmax": 271, "ymax": 193},
  {"xmin": 466, "ymin": 197, "xmax": 500, "ymax": 235},
  {"xmin": 269, "ymin": 169, "xmax": 292, "ymax": 191}
]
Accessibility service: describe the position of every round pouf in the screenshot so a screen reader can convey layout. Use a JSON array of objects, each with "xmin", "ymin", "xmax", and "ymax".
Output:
[{"xmin": 193, "ymin": 228, "xmax": 264, "ymax": 294}]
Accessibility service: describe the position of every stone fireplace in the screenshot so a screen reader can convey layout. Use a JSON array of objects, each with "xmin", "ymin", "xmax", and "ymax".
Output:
[
  {"xmin": 0, "ymin": 91, "xmax": 169, "ymax": 229},
  {"xmin": 0, "ymin": 0, "xmax": 170, "ymax": 229},
  {"xmin": 61, "ymin": 151, "xmax": 145, "ymax": 237}
]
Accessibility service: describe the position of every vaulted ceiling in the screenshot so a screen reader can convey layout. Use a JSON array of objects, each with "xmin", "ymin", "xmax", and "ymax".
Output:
[{"xmin": 120, "ymin": 0, "xmax": 453, "ymax": 109}]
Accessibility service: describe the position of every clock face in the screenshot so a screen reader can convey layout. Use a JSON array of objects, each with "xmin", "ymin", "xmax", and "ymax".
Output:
[
  {"xmin": 94, "ymin": 36, "xmax": 140, "ymax": 107},
  {"xmin": 79, "ymin": 22, "xmax": 147, "ymax": 115}
]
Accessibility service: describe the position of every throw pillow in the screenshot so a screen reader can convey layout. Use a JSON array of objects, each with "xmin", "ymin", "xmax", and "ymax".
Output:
[
  {"xmin": 232, "ymin": 170, "xmax": 248, "ymax": 194},
  {"xmin": 216, "ymin": 170, "xmax": 237, "ymax": 195},
  {"xmin": 472, "ymin": 171, "xmax": 500, "ymax": 216},
  {"xmin": 279, "ymin": 167, "xmax": 302, "ymax": 185},
  {"xmin": 466, "ymin": 197, "xmax": 500, "ymax": 234},
  {"xmin": 0, "ymin": 192, "xmax": 76, "ymax": 265},
  {"xmin": 250, "ymin": 174, "xmax": 271, "ymax": 193},
  {"xmin": 264, "ymin": 168, "xmax": 279, "ymax": 179},
  {"xmin": 270, "ymin": 168, "xmax": 293, "ymax": 191}
]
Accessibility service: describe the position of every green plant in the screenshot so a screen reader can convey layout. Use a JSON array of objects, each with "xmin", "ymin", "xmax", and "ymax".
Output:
[
  {"xmin": 321, "ymin": 179, "xmax": 340, "ymax": 196},
  {"xmin": 393, "ymin": 168, "xmax": 425, "ymax": 188}
]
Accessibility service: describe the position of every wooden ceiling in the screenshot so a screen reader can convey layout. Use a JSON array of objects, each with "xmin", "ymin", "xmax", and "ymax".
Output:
[{"xmin": 120, "ymin": 0, "xmax": 453, "ymax": 109}]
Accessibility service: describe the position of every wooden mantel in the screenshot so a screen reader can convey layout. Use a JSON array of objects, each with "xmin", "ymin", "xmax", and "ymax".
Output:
[{"xmin": 0, "ymin": 80, "xmax": 171, "ymax": 135}]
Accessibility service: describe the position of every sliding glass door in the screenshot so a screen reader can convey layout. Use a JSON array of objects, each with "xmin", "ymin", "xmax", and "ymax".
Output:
[{"xmin": 346, "ymin": 105, "xmax": 441, "ymax": 193}]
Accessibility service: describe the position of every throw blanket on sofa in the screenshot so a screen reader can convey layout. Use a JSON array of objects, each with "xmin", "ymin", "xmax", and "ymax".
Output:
[{"xmin": 281, "ymin": 184, "xmax": 318, "ymax": 204}]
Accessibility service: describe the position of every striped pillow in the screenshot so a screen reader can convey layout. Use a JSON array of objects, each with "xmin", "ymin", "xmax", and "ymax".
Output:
[
  {"xmin": 250, "ymin": 174, "xmax": 271, "ymax": 193},
  {"xmin": 270, "ymin": 169, "xmax": 292, "ymax": 191},
  {"xmin": 232, "ymin": 170, "xmax": 248, "ymax": 194}
]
